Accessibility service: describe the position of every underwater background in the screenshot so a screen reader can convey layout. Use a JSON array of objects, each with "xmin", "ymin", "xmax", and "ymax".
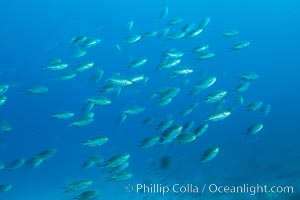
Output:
[{"xmin": 0, "ymin": 0, "xmax": 299, "ymax": 199}]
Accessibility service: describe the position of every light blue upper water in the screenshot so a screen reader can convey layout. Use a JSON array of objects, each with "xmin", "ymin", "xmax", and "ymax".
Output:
[{"xmin": 0, "ymin": 0, "xmax": 299, "ymax": 199}]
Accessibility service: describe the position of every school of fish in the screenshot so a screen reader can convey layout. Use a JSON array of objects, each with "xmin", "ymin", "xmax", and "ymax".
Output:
[{"xmin": 0, "ymin": 5, "xmax": 271, "ymax": 199}]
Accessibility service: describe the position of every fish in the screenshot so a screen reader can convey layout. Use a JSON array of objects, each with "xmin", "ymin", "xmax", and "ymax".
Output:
[
  {"xmin": 52, "ymin": 112, "xmax": 75, "ymax": 120},
  {"xmin": 197, "ymin": 52, "xmax": 215, "ymax": 60},
  {"xmin": 187, "ymin": 28, "xmax": 203, "ymax": 38},
  {"xmin": 108, "ymin": 75, "xmax": 133, "ymax": 86},
  {"xmin": 0, "ymin": 96, "xmax": 7, "ymax": 106},
  {"xmin": 81, "ymin": 156, "xmax": 103, "ymax": 169},
  {"xmin": 246, "ymin": 123, "xmax": 264, "ymax": 135},
  {"xmin": 110, "ymin": 172, "xmax": 133, "ymax": 181},
  {"xmin": 82, "ymin": 102, "xmax": 95, "ymax": 117},
  {"xmin": 247, "ymin": 101, "xmax": 263, "ymax": 111},
  {"xmin": 139, "ymin": 136, "xmax": 160, "ymax": 148},
  {"xmin": 81, "ymin": 159, "xmax": 95, "ymax": 169},
  {"xmin": 164, "ymin": 87, "xmax": 183, "ymax": 98},
  {"xmin": 240, "ymin": 72, "xmax": 259, "ymax": 81},
  {"xmin": 192, "ymin": 45, "xmax": 210, "ymax": 53},
  {"xmin": 0, "ymin": 120, "xmax": 12, "ymax": 132},
  {"xmin": 180, "ymin": 107, "xmax": 194, "ymax": 117},
  {"xmin": 48, "ymin": 57, "xmax": 62, "ymax": 65},
  {"xmin": 38, "ymin": 149, "xmax": 57, "ymax": 160},
  {"xmin": 110, "ymin": 161, "xmax": 130, "ymax": 173},
  {"xmin": 194, "ymin": 124, "xmax": 209, "ymax": 137},
  {"xmin": 231, "ymin": 41, "xmax": 250, "ymax": 50},
  {"xmin": 26, "ymin": 156, "xmax": 44, "ymax": 168},
  {"xmin": 169, "ymin": 67, "xmax": 193, "ymax": 78},
  {"xmin": 123, "ymin": 106, "xmax": 145, "ymax": 115},
  {"xmin": 71, "ymin": 49, "xmax": 87, "ymax": 58},
  {"xmin": 157, "ymin": 87, "xmax": 181, "ymax": 99},
  {"xmin": 123, "ymin": 35, "xmax": 142, "ymax": 44},
  {"xmin": 166, "ymin": 31, "xmax": 186, "ymax": 40},
  {"xmin": 73, "ymin": 190, "xmax": 99, "ymax": 199},
  {"xmin": 234, "ymin": 82, "xmax": 251, "ymax": 92},
  {"xmin": 82, "ymin": 136, "xmax": 109, "ymax": 147},
  {"xmin": 160, "ymin": 156, "xmax": 172, "ymax": 169},
  {"xmin": 199, "ymin": 17, "xmax": 211, "ymax": 29},
  {"xmin": 160, "ymin": 125, "xmax": 183, "ymax": 144},
  {"xmin": 69, "ymin": 113, "xmax": 94, "ymax": 127},
  {"xmin": 55, "ymin": 70, "xmax": 77, "ymax": 81},
  {"xmin": 90, "ymin": 156, "xmax": 104, "ymax": 165},
  {"xmin": 142, "ymin": 117, "xmax": 154, "ymax": 126},
  {"xmin": 168, "ymin": 17, "xmax": 183, "ymax": 25},
  {"xmin": 130, "ymin": 74, "xmax": 148, "ymax": 84},
  {"xmin": 88, "ymin": 96, "xmax": 112, "ymax": 106},
  {"xmin": 235, "ymin": 96, "xmax": 244, "ymax": 105},
  {"xmin": 182, "ymin": 23, "xmax": 196, "ymax": 32},
  {"xmin": 158, "ymin": 6, "xmax": 169, "ymax": 20},
  {"xmin": 98, "ymin": 83, "xmax": 121, "ymax": 94},
  {"xmin": 261, "ymin": 104, "xmax": 271, "ymax": 116},
  {"xmin": 180, "ymin": 103, "xmax": 199, "ymax": 117},
  {"xmin": 176, "ymin": 133, "xmax": 197, "ymax": 144},
  {"xmin": 43, "ymin": 63, "xmax": 68, "ymax": 71},
  {"xmin": 82, "ymin": 37, "xmax": 101, "ymax": 48},
  {"xmin": 142, "ymin": 31, "xmax": 158, "ymax": 38},
  {"xmin": 155, "ymin": 117, "xmax": 174, "ymax": 131},
  {"xmin": 116, "ymin": 112, "xmax": 127, "ymax": 124},
  {"xmin": 223, "ymin": 30, "xmax": 239, "ymax": 37},
  {"xmin": 165, "ymin": 48, "xmax": 184, "ymax": 58},
  {"xmin": 102, "ymin": 154, "xmax": 130, "ymax": 168},
  {"xmin": 182, "ymin": 121, "xmax": 195, "ymax": 132},
  {"xmin": 157, "ymin": 58, "xmax": 181, "ymax": 70},
  {"xmin": 64, "ymin": 180, "xmax": 93, "ymax": 193},
  {"xmin": 0, "ymin": 184, "xmax": 12, "ymax": 192},
  {"xmin": 125, "ymin": 20, "xmax": 134, "ymax": 32},
  {"xmin": 70, "ymin": 37, "xmax": 100, "ymax": 48},
  {"xmin": 89, "ymin": 68, "xmax": 104, "ymax": 84},
  {"xmin": 215, "ymin": 98, "xmax": 226, "ymax": 110},
  {"xmin": 181, "ymin": 78, "xmax": 190, "ymax": 86},
  {"xmin": 205, "ymin": 110, "xmax": 231, "ymax": 122},
  {"xmin": 73, "ymin": 62, "xmax": 94, "ymax": 72},
  {"xmin": 70, "ymin": 36, "xmax": 88, "ymax": 46},
  {"xmin": 115, "ymin": 44, "xmax": 122, "ymax": 52},
  {"xmin": 204, "ymin": 90, "xmax": 228, "ymax": 103},
  {"xmin": 161, "ymin": 27, "xmax": 170, "ymax": 38},
  {"xmin": 189, "ymin": 77, "xmax": 217, "ymax": 96},
  {"xmin": 0, "ymin": 163, "xmax": 5, "ymax": 170},
  {"xmin": 6, "ymin": 158, "xmax": 26, "ymax": 169},
  {"xmin": 26, "ymin": 85, "xmax": 48, "ymax": 95},
  {"xmin": 127, "ymin": 58, "xmax": 148, "ymax": 69},
  {"xmin": 201, "ymin": 147, "xmax": 219, "ymax": 163},
  {"xmin": 156, "ymin": 97, "xmax": 173, "ymax": 106}
]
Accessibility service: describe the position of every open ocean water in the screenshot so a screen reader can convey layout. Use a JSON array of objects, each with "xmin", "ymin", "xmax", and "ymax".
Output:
[{"xmin": 0, "ymin": 0, "xmax": 299, "ymax": 199}]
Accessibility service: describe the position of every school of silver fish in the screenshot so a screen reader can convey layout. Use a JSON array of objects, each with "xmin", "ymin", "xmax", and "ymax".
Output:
[{"xmin": 0, "ymin": 5, "xmax": 271, "ymax": 199}]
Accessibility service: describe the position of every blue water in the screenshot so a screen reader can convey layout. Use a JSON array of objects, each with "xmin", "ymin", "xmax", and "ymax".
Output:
[{"xmin": 0, "ymin": 0, "xmax": 299, "ymax": 199}]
